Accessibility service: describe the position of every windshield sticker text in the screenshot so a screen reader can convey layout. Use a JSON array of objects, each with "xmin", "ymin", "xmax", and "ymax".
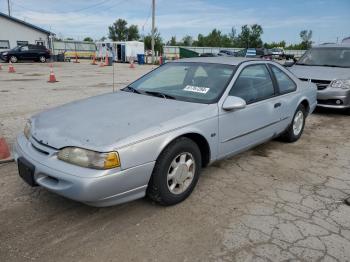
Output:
[{"xmin": 183, "ymin": 85, "xmax": 210, "ymax": 94}]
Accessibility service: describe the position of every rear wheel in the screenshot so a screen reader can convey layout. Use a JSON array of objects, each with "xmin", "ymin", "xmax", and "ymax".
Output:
[
  {"xmin": 281, "ymin": 104, "xmax": 306, "ymax": 143},
  {"xmin": 9, "ymin": 56, "xmax": 18, "ymax": 63},
  {"xmin": 147, "ymin": 137, "xmax": 202, "ymax": 206},
  {"xmin": 39, "ymin": 56, "xmax": 46, "ymax": 63}
]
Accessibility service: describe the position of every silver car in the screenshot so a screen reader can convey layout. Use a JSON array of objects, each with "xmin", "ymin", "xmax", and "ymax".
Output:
[
  {"xmin": 289, "ymin": 43, "xmax": 350, "ymax": 110},
  {"xmin": 14, "ymin": 57, "xmax": 317, "ymax": 207}
]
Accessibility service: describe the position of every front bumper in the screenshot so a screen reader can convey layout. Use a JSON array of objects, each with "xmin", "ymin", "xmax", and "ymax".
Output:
[
  {"xmin": 317, "ymin": 88, "xmax": 350, "ymax": 109},
  {"xmin": 0, "ymin": 54, "xmax": 7, "ymax": 61},
  {"xmin": 14, "ymin": 134, "xmax": 155, "ymax": 207}
]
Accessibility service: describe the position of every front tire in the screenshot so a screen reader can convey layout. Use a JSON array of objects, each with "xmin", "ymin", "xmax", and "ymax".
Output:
[
  {"xmin": 9, "ymin": 56, "xmax": 18, "ymax": 63},
  {"xmin": 281, "ymin": 104, "xmax": 306, "ymax": 143},
  {"xmin": 147, "ymin": 137, "xmax": 202, "ymax": 206}
]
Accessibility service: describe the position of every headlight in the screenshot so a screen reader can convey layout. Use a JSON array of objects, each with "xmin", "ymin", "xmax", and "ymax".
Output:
[
  {"xmin": 2, "ymin": 52, "xmax": 8, "ymax": 56},
  {"xmin": 57, "ymin": 147, "xmax": 120, "ymax": 170},
  {"xmin": 330, "ymin": 79, "xmax": 350, "ymax": 89},
  {"xmin": 24, "ymin": 121, "xmax": 32, "ymax": 139}
]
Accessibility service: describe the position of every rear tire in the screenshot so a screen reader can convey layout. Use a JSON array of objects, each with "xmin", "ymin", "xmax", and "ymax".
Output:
[
  {"xmin": 39, "ymin": 56, "xmax": 46, "ymax": 63},
  {"xmin": 280, "ymin": 104, "xmax": 306, "ymax": 143},
  {"xmin": 147, "ymin": 137, "xmax": 202, "ymax": 206}
]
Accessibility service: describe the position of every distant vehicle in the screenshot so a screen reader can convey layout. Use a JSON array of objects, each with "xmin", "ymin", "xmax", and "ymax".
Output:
[
  {"xmin": 199, "ymin": 52, "xmax": 218, "ymax": 57},
  {"xmin": 288, "ymin": 43, "xmax": 350, "ymax": 111},
  {"xmin": 0, "ymin": 44, "xmax": 51, "ymax": 63},
  {"xmin": 15, "ymin": 57, "xmax": 316, "ymax": 207},
  {"xmin": 270, "ymin": 47, "xmax": 295, "ymax": 60},
  {"xmin": 270, "ymin": 48, "xmax": 285, "ymax": 59},
  {"xmin": 235, "ymin": 48, "xmax": 273, "ymax": 59},
  {"xmin": 217, "ymin": 50, "xmax": 235, "ymax": 56}
]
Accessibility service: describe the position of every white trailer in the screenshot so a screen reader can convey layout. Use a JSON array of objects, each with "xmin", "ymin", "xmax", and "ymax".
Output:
[{"xmin": 95, "ymin": 41, "xmax": 144, "ymax": 62}]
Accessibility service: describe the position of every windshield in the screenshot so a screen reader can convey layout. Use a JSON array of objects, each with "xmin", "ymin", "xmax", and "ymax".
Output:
[
  {"xmin": 297, "ymin": 47, "xmax": 350, "ymax": 68},
  {"xmin": 126, "ymin": 62, "xmax": 235, "ymax": 103}
]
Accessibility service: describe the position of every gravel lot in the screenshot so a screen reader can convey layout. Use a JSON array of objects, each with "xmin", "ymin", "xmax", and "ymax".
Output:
[{"xmin": 1, "ymin": 61, "xmax": 350, "ymax": 262}]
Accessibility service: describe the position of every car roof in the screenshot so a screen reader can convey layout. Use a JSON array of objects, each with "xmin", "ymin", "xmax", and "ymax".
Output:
[
  {"xmin": 173, "ymin": 57, "xmax": 258, "ymax": 66},
  {"xmin": 315, "ymin": 43, "xmax": 350, "ymax": 48}
]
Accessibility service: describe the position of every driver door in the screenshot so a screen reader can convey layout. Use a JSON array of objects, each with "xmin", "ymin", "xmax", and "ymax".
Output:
[
  {"xmin": 19, "ymin": 46, "xmax": 31, "ymax": 60},
  {"xmin": 218, "ymin": 63, "xmax": 281, "ymax": 158}
]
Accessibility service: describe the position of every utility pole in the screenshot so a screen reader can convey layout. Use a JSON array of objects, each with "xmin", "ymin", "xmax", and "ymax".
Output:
[
  {"xmin": 151, "ymin": 0, "xmax": 155, "ymax": 64},
  {"xmin": 7, "ymin": 0, "xmax": 11, "ymax": 16}
]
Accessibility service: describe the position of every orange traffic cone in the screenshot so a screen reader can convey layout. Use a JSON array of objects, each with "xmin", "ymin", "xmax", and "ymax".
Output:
[
  {"xmin": 104, "ymin": 51, "xmax": 109, "ymax": 66},
  {"xmin": 8, "ymin": 62, "xmax": 16, "ymax": 73},
  {"xmin": 73, "ymin": 52, "xmax": 80, "ymax": 63},
  {"xmin": 99, "ymin": 56, "xmax": 105, "ymax": 67},
  {"xmin": 0, "ymin": 137, "xmax": 12, "ymax": 163},
  {"xmin": 91, "ymin": 54, "xmax": 97, "ymax": 65},
  {"xmin": 129, "ymin": 58, "xmax": 135, "ymax": 69},
  {"xmin": 48, "ymin": 64, "xmax": 58, "ymax": 83}
]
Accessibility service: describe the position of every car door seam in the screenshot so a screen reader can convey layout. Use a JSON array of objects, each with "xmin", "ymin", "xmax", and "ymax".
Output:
[{"xmin": 222, "ymin": 116, "xmax": 289, "ymax": 143}]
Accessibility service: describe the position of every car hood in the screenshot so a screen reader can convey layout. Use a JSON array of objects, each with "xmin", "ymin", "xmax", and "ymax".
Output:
[
  {"xmin": 30, "ymin": 91, "xmax": 215, "ymax": 151},
  {"xmin": 289, "ymin": 65, "xmax": 350, "ymax": 81}
]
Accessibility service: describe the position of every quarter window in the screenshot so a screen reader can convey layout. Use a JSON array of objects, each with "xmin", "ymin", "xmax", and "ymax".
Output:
[
  {"xmin": 229, "ymin": 64, "xmax": 275, "ymax": 104},
  {"xmin": 270, "ymin": 65, "xmax": 296, "ymax": 94}
]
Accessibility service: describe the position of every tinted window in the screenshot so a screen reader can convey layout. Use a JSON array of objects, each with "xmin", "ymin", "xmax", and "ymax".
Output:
[
  {"xmin": 229, "ymin": 64, "xmax": 274, "ymax": 103},
  {"xmin": 20, "ymin": 46, "xmax": 29, "ymax": 51},
  {"xmin": 270, "ymin": 65, "xmax": 296, "ymax": 94},
  {"xmin": 128, "ymin": 62, "xmax": 235, "ymax": 104}
]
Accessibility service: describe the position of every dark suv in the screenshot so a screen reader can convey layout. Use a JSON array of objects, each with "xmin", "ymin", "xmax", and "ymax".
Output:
[{"xmin": 0, "ymin": 44, "xmax": 51, "ymax": 63}]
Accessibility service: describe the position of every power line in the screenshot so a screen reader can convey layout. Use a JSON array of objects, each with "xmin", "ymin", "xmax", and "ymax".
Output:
[
  {"xmin": 142, "ymin": 4, "xmax": 152, "ymax": 32},
  {"xmin": 11, "ymin": 0, "xmax": 114, "ymax": 14}
]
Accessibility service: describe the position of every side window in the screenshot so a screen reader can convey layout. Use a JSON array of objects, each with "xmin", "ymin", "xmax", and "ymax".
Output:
[
  {"xmin": 20, "ymin": 46, "xmax": 29, "ymax": 51},
  {"xmin": 229, "ymin": 64, "xmax": 274, "ymax": 104},
  {"xmin": 271, "ymin": 65, "xmax": 296, "ymax": 94}
]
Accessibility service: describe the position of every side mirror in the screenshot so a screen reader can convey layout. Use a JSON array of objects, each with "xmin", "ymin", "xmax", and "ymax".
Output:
[{"xmin": 222, "ymin": 96, "xmax": 246, "ymax": 111}]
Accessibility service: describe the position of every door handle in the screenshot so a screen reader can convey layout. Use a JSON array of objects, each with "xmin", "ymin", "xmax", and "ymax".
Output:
[{"xmin": 274, "ymin": 102, "xmax": 282, "ymax": 108}]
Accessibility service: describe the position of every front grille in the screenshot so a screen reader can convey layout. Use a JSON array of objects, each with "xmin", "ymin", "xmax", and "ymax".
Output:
[{"xmin": 299, "ymin": 78, "xmax": 331, "ymax": 90}]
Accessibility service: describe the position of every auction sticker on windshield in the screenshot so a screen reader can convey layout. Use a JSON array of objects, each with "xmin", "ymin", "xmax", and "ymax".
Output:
[{"xmin": 183, "ymin": 85, "xmax": 210, "ymax": 94}]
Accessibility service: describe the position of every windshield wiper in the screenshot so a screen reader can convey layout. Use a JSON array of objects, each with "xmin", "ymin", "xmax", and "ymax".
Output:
[
  {"xmin": 145, "ymin": 91, "xmax": 176, "ymax": 100},
  {"xmin": 122, "ymin": 86, "xmax": 141, "ymax": 94}
]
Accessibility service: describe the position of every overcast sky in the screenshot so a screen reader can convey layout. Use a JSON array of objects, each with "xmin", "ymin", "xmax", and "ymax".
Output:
[{"xmin": 1, "ymin": 0, "xmax": 349, "ymax": 44}]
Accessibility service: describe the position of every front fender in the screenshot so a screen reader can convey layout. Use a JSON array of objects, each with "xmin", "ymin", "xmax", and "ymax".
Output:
[{"xmin": 117, "ymin": 116, "xmax": 218, "ymax": 170}]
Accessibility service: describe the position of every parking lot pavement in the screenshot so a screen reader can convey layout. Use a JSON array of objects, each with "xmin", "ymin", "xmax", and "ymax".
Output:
[{"xmin": 1, "ymin": 62, "xmax": 350, "ymax": 262}]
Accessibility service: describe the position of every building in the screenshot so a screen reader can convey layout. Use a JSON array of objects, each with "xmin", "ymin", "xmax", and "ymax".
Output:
[{"xmin": 0, "ymin": 12, "xmax": 53, "ymax": 51}]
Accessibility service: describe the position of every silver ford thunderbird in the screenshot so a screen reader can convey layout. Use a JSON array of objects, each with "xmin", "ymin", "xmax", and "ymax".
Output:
[{"xmin": 14, "ymin": 57, "xmax": 317, "ymax": 207}]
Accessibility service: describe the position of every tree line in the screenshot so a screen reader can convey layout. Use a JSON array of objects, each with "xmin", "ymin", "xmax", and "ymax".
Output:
[{"xmin": 67, "ymin": 18, "xmax": 313, "ymax": 52}]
